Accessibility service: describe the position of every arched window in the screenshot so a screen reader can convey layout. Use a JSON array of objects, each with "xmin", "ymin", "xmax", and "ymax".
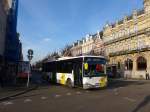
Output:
[
  {"xmin": 137, "ymin": 56, "xmax": 147, "ymax": 70},
  {"xmin": 125, "ymin": 59, "xmax": 133, "ymax": 70}
]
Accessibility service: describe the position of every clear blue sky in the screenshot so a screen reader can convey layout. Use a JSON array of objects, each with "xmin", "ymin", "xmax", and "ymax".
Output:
[{"xmin": 17, "ymin": 0, "xmax": 143, "ymax": 63}]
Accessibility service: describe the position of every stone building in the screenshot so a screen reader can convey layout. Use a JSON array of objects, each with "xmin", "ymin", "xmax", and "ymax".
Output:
[
  {"xmin": 71, "ymin": 40, "xmax": 82, "ymax": 56},
  {"xmin": 82, "ymin": 34, "xmax": 95, "ymax": 55},
  {"xmin": 93, "ymin": 31, "xmax": 105, "ymax": 56},
  {"xmin": 103, "ymin": 0, "xmax": 150, "ymax": 79},
  {"xmin": 70, "ymin": 34, "xmax": 95, "ymax": 56},
  {"xmin": 70, "ymin": 32, "xmax": 105, "ymax": 57}
]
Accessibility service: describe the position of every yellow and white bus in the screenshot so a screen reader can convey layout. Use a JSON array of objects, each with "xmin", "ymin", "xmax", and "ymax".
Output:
[{"xmin": 43, "ymin": 56, "xmax": 108, "ymax": 89}]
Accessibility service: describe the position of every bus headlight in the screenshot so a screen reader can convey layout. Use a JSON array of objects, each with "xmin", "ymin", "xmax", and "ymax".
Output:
[
  {"xmin": 85, "ymin": 83, "xmax": 91, "ymax": 86},
  {"xmin": 85, "ymin": 83, "xmax": 92, "ymax": 87}
]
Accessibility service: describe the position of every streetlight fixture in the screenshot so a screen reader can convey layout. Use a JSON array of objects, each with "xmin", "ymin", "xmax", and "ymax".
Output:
[{"xmin": 27, "ymin": 49, "xmax": 33, "ymax": 87}]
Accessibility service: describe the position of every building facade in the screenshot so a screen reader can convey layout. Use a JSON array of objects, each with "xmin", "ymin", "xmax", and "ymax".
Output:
[
  {"xmin": 0, "ymin": 0, "xmax": 11, "ymax": 70},
  {"xmin": 2, "ymin": 0, "xmax": 22, "ymax": 84},
  {"xmin": 103, "ymin": 0, "xmax": 150, "ymax": 79},
  {"xmin": 5, "ymin": 0, "xmax": 21, "ymax": 63}
]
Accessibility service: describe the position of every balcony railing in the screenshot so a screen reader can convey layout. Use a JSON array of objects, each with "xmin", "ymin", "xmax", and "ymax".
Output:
[
  {"xmin": 104, "ymin": 28, "xmax": 149, "ymax": 45},
  {"xmin": 109, "ymin": 45, "xmax": 150, "ymax": 57}
]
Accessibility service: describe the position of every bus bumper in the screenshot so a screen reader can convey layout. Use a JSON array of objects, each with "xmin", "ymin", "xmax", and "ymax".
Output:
[{"xmin": 83, "ymin": 83, "xmax": 106, "ymax": 89}]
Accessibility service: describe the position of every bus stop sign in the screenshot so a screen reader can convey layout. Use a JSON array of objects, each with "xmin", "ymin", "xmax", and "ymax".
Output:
[
  {"xmin": 27, "ymin": 49, "xmax": 33, "ymax": 61},
  {"xmin": 28, "ymin": 49, "xmax": 33, "ymax": 55}
]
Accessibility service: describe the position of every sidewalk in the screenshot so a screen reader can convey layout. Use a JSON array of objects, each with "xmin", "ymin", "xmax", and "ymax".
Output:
[{"xmin": 0, "ymin": 85, "xmax": 38, "ymax": 102}]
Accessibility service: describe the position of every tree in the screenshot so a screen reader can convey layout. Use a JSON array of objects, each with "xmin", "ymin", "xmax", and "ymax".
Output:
[
  {"xmin": 34, "ymin": 44, "xmax": 73, "ymax": 70},
  {"xmin": 61, "ymin": 44, "xmax": 73, "ymax": 57},
  {"xmin": 33, "ymin": 51, "xmax": 61, "ymax": 70}
]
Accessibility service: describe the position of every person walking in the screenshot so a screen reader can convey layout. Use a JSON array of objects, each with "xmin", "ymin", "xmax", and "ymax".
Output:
[{"xmin": 145, "ymin": 70, "xmax": 150, "ymax": 80}]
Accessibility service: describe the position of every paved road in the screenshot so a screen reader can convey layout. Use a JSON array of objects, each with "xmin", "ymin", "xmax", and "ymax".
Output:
[{"xmin": 0, "ymin": 80, "xmax": 150, "ymax": 112}]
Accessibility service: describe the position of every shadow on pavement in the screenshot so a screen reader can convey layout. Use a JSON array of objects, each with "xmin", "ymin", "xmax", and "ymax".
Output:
[{"xmin": 132, "ymin": 95, "xmax": 150, "ymax": 112}]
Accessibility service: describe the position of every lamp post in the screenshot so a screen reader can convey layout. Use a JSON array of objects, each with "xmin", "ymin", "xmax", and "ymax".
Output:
[{"xmin": 27, "ymin": 49, "xmax": 33, "ymax": 87}]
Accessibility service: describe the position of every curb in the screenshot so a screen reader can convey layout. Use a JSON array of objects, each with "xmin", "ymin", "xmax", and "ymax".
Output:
[{"xmin": 0, "ymin": 85, "xmax": 38, "ymax": 102}]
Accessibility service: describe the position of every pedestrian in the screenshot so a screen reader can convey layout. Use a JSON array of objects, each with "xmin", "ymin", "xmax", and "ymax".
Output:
[{"xmin": 145, "ymin": 70, "xmax": 150, "ymax": 80}]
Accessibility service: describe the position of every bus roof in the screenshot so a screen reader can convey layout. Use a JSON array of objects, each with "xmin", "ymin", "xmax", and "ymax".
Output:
[
  {"xmin": 58, "ymin": 55, "xmax": 105, "ymax": 61},
  {"xmin": 41, "ymin": 55, "xmax": 105, "ymax": 63},
  {"xmin": 45, "ymin": 55, "xmax": 105, "ymax": 63}
]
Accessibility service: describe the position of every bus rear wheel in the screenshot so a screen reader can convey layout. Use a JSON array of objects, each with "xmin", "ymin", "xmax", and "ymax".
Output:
[{"xmin": 66, "ymin": 79, "xmax": 72, "ymax": 88}]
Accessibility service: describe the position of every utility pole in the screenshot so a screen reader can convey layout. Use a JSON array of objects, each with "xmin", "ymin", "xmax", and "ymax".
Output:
[{"xmin": 27, "ymin": 49, "xmax": 33, "ymax": 87}]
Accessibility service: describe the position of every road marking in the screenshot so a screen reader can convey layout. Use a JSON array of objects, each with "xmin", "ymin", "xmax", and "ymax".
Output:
[
  {"xmin": 118, "ymin": 87, "xmax": 124, "ymax": 89},
  {"xmin": 24, "ymin": 99, "xmax": 32, "ymax": 103},
  {"xmin": 41, "ymin": 96, "xmax": 47, "ymax": 100},
  {"xmin": 76, "ymin": 91, "xmax": 82, "ymax": 95},
  {"xmin": 2, "ymin": 101, "xmax": 14, "ymax": 106},
  {"xmin": 85, "ymin": 90, "xmax": 90, "ymax": 93},
  {"xmin": 66, "ymin": 93, "xmax": 71, "ymax": 96},
  {"xmin": 114, "ymin": 92, "xmax": 119, "ymax": 95},
  {"xmin": 123, "ymin": 97, "xmax": 136, "ymax": 102},
  {"xmin": 55, "ymin": 94, "xmax": 61, "ymax": 98},
  {"xmin": 113, "ymin": 89, "xmax": 118, "ymax": 92}
]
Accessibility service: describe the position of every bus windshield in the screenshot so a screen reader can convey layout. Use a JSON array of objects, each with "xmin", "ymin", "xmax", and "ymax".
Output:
[{"xmin": 84, "ymin": 57, "xmax": 106, "ymax": 77}]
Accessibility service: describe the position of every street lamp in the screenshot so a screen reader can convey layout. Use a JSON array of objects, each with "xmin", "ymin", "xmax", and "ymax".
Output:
[{"xmin": 27, "ymin": 49, "xmax": 33, "ymax": 87}]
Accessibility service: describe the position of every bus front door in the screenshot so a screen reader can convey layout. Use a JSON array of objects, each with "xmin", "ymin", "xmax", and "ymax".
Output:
[
  {"xmin": 51, "ymin": 72, "xmax": 57, "ymax": 84},
  {"xmin": 74, "ymin": 64, "xmax": 82, "ymax": 87}
]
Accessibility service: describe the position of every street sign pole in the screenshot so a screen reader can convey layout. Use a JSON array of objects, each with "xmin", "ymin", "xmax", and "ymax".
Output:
[
  {"xmin": 27, "ymin": 60, "xmax": 30, "ymax": 87},
  {"xmin": 27, "ymin": 49, "xmax": 33, "ymax": 88}
]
